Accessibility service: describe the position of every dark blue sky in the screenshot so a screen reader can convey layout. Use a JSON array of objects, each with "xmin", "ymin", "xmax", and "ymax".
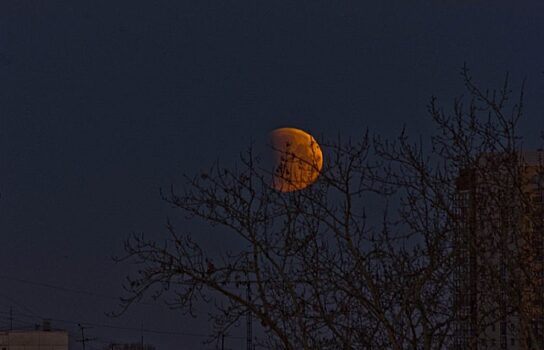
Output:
[{"xmin": 1, "ymin": 1, "xmax": 544, "ymax": 349}]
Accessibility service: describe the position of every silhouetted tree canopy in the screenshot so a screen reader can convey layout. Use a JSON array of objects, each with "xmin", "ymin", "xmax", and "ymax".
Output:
[{"xmin": 116, "ymin": 67, "xmax": 543, "ymax": 350}]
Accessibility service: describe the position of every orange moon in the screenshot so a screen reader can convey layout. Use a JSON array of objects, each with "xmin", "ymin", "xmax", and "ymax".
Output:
[{"xmin": 269, "ymin": 127, "xmax": 323, "ymax": 192}]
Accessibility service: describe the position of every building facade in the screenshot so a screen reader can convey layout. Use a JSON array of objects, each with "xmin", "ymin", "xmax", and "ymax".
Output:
[
  {"xmin": 454, "ymin": 152, "xmax": 544, "ymax": 349},
  {"xmin": 0, "ymin": 330, "xmax": 68, "ymax": 350}
]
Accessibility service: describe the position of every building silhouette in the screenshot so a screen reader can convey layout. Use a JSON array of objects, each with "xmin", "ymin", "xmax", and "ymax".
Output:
[
  {"xmin": 0, "ymin": 320, "xmax": 68, "ymax": 350},
  {"xmin": 103, "ymin": 343, "xmax": 156, "ymax": 350},
  {"xmin": 454, "ymin": 152, "xmax": 544, "ymax": 349}
]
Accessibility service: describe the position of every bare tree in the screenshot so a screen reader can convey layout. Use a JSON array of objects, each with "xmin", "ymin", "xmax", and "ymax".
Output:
[
  {"xmin": 115, "ymin": 67, "xmax": 543, "ymax": 350},
  {"xmin": 422, "ymin": 66, "xmax": 543, "ymax": 349}
]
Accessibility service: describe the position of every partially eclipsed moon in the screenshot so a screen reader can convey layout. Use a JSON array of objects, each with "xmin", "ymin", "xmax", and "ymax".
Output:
[{"xmin": 270, "ymin": 127, "xmax": 323, "ymax": 192}]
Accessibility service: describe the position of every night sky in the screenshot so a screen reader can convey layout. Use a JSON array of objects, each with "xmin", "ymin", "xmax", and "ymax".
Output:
[{"xmin": 1, "ymin": 1, "xmax": 544, "ymax": 349}]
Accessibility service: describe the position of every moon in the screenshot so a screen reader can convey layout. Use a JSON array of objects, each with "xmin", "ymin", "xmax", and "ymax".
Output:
[{"xmin": 269, "ymin": 127, "xmax": 323, "ymax": 192}]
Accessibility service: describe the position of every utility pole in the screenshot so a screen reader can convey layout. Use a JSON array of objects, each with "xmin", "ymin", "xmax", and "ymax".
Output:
[
  {"xmin": 246, "ymin": 282, "xmax": 252, "ymax": 350},
  {"xmin": 9, "ymin": 307, "xmax": 12, "ymax": 330},
  {"xmin": 77, "ymin": 324, "xmax": 96, "ymax": 350},
  {"xmin": 140, "ymin": 321, "xmax": 144, "ymax": 350},
  {"xmin": 78, "ymin": 324, "xmax": 86, "ymax": 350}
]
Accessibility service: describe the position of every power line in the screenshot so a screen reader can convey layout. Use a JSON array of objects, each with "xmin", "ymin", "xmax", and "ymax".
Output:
[
  {"xmin": 0, "ymin": 274, "xmax": 159, "ymax": 307},
  {"xmin": 0, "ymin": 313, "xmax": 247, "ymax": 350},
  {"xmin": 0, "ymin": 292, "xmax": 41, "ymax": 317},
  {"xmin": 0, "ymin": 274, "xmax": 253, "ymax": 342},
  {"xmin": 0, "ymin": 310, "xmax": 244, "ymax": 340}
]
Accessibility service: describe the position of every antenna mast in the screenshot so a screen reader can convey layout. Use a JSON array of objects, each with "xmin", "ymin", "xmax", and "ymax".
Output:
[{"xmin": 246, "ymin": 282, "xmax": 252, "ymax": 350}]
